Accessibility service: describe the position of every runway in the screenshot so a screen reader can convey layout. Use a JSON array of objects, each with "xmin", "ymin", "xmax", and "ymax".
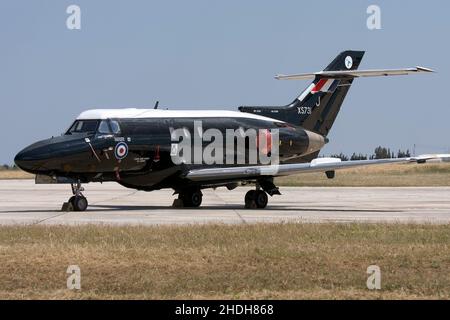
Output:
[{"xmin": 0, "ymin": 180, "xmax": 450, "ymax": 225}]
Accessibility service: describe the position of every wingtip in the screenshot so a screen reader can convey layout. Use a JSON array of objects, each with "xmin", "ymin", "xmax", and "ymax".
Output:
[{"xmin": 416, "ymin": 66, "xmax": 436, "ymax": 73}]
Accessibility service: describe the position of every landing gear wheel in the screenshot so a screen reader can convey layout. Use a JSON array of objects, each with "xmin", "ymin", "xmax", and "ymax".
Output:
[
  {"xmin": 180, "ymin": 189, "xmax": 203, "ymax": 208},
  {"xmin": 65, "ymin": 181, "xmax": 88, "ymax": 211},
  {"xmin": 255, "ymin": 190, "xmax": 268, "ymax": 209},
  {"xmin": 244, "ymin": 190, "xmax": 268, "ymax": 209},
  {"xmin": 71, "ymin": 196, "xmax": 88, "ymax": 212},
  {"xmin": 245, "ymin": 190, "xmax": 257, "ymax": 209}
]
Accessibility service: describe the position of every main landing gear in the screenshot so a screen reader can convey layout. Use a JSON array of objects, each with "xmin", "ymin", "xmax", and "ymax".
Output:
[
  {"xmin": 173, "ymin": 188, "xmax": 203, "ymax": 208},
  {"xmin": 244, "ymin": 189, "xmax": 268, "ymax": 209},
  {"xmin": 173, "ymin": 180, "xmax": 279, "ymax": 209},
  {"xmin": 244, "ymin": 179, "xmax": 280, "ymax": 209},
  {"xmin": 62, "ymin": 181, "xmax": 88, "ymax": 212}
]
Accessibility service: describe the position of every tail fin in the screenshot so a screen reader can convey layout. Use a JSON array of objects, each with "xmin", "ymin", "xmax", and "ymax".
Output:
[
  {"xmin": 291, "ymin": 50, "xmax": 365, "ymax": 136},
  {"xmin": 239, "ymin": 50, "xmax": 365, "ymax": 137}
]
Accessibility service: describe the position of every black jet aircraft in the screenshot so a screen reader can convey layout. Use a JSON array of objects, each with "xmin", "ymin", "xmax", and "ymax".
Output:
[{"xmin": 15, "ymin": 51, "xmax": 439, "ymax": 211}]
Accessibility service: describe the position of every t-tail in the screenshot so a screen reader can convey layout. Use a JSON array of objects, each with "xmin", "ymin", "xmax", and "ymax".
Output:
[{"xmin": 239, "ymin": 50, "xmax": 433, "ymax": 138}]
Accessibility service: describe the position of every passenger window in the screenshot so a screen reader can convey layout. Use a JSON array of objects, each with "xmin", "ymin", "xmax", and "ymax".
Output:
[{"xmin": 98, "ymin": 120, "xmax": 111, "ymax": 134}]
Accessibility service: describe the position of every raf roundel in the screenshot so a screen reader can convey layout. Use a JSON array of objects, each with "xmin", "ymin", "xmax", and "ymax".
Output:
[
  {"xmin": 114, "ymin": 142, "xmax": 128, "ymax": 160},
  {"xmin": 345, "ymin": 56, "xmax": 353, "ymax": 69}
]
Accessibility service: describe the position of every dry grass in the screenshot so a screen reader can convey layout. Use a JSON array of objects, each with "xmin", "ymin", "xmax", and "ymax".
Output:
[
  {"xmin": 276, "ymin": 162, "xmax": 450, "ymax": 187},
  {"xmin": 0, "ymin": 169, "xmax": 33, "ymax": 179},
  {"xmin": 0, "ymin": 223, "xmax": 449, "ymax": 299}
]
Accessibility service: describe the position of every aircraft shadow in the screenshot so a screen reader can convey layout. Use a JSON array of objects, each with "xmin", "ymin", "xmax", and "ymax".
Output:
[
  {"xmin": 1, "ymin": 206, "xmax": 400, "ymax": 214},
  {"xmin": 87, "ymin": 204, "xmax": 398, "ymax": 213}
]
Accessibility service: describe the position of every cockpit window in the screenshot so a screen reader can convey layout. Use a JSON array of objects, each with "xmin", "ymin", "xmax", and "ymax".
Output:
[
  {"xmin": 66, "ymin": 119, "xmax": 121, "ymax": 135},
  {"xmin": 96, "ymin": 120, "xmax": 121, "ymax": 135},
  {"xmin": 98, "ymin": 120, "xmax": 111, "ymax": 134},
  {"xmin": 67, "ymin": 120, "xmax": 99, "ymax": 134},
  {"xmin": 109, "ymin": 120, "xmax": 121, "ymax": 134}
]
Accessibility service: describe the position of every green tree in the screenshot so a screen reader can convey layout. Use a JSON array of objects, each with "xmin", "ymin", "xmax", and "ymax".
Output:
[
  {"xmin": 330, "ymin": 153, "xmax": 349, "ymax": 161},
  {"xmin": 350, "ymin": 153, "xmax": 367, "ymax": 160}
]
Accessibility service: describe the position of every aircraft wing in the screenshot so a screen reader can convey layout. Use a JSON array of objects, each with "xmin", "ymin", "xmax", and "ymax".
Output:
[
  {"xmin": 274, "ymin": 66, "xmax": 434, "ymax": 80},
  {"xmin": 185, "ymin": 154, "xmax": 447, "ymax": 182}
]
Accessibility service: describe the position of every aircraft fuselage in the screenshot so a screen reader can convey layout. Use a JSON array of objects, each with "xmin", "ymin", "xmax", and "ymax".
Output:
[{"xmin": 15, "ymin": 111, "xmax": 325, "ymax": 192}]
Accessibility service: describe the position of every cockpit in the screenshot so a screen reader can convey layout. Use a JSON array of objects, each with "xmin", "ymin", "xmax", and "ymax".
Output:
[{"xmin": 66, "ymin": 119, "xmax": 121, "ymax": 135}]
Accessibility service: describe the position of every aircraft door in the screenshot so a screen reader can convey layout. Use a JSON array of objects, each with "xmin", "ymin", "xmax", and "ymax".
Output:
[{"xmin": 90, "ymin": 119, "xmax": 127, "ymax": 171}]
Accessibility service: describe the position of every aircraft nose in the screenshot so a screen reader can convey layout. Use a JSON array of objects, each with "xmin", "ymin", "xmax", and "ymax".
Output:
[
  {"xmin": 14, "ymin": 144, "xmax": 48, "ymax": 173},
  {"xmin": 15, "ymin": 148, "xmax": 36, "ymax": 173}
]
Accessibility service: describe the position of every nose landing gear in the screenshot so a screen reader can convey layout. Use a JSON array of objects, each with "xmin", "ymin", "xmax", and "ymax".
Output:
[{"xmin": 62, "ymin": 181, "xmax": 88, "ymax": 212}]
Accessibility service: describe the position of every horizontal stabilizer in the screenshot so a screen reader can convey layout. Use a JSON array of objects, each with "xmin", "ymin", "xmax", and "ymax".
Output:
[{"xmin": 275, "ymin": 66, "xmax": 435, "ymax": 80}]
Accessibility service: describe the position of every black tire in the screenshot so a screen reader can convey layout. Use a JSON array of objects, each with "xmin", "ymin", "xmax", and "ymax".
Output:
[
  {"xmin": 181, "ymin": 190, "xmax": 203, "ymax": 208},
  {"xmin": 244, "ymin": 190, "xmax": 257, "ymax": 209},
  {"xmin": 73, "ymin": 196, "xmax": 88, "ymax": 211},
  {"xmin": 255, "ymin": 190, "xmax": 268, "ymax": 209}
]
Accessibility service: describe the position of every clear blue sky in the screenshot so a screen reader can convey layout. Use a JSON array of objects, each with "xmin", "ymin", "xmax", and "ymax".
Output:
[{"xmin": 1, "ymin": 0, "xmax": 449, "ymax": 164}]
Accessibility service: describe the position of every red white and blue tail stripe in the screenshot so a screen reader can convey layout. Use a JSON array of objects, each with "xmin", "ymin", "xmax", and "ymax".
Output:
[{"xmin": 297, "ymin": 78, "xmax": 340, "ymax": 101}]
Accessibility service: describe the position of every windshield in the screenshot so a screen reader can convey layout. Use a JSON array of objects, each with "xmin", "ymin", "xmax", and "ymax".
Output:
[
  {"xmin": 97, "ymin": 120, "xmax": 121, "ymax": 134},
  {"xmin": 66, "ymin": 119, "xmax": 121, "ymax": 135},
  {"xmin": 67, "ymin": 120, "xmax": 99, "ymax": 134}
]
